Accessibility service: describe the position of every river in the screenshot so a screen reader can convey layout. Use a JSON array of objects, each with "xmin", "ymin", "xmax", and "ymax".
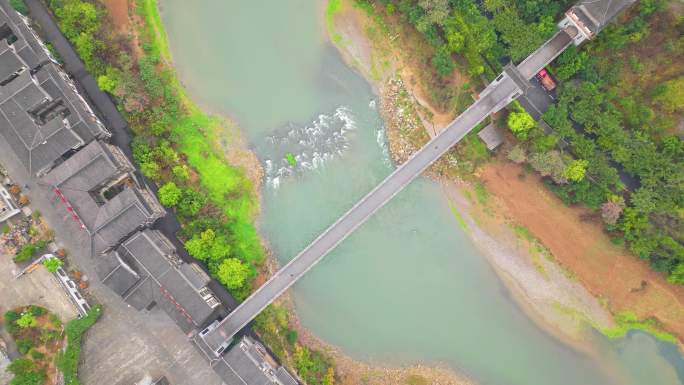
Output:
[{"xmin": 160, "ymin": 1, "xmax": 684, "ymax": 384}]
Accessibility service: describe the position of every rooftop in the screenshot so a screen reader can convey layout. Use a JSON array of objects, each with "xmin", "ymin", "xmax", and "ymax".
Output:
[
  {"xmin": 477, "ymin": 123, "xmax": 504, "ymax": 151},
  {"xmin": 95, "ymin": 229, "xmax": 222, "ymax": 332},
  {"xmin": 0, "ymin": 4, "xmax": 108, "ymax": 176},
  {"xmin": 214, "ymin": 336, "xmax": 298, "ymax": 385},
  {"xmin": 572, "ymin": 0, "xmax": 638, "ymax": 33},
  {"xmin": 41, "ymin": 140, "xmax": 164, "ymax": 254},
  {"xmin": 0, "ymin": 183, "xmax": 19, "ymax": 222}
]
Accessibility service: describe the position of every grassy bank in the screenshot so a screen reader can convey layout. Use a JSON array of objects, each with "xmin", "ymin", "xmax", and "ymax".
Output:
[
  {"xmin": 554, "ymin": 303, "xmax": 676, "ymax": 343},
  {"xmin": 601, "ymin": 311, "xmax": 676, "ymax": 343}
]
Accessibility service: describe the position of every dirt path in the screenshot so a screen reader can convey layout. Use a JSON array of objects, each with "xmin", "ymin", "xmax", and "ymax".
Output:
[
  {"xmin": 102, "ymin": 0, "xmax": 130, "ymax": 32},
  {"xmin": 480, "ymin": 161, "xmax": 684, "ymax": 341}
]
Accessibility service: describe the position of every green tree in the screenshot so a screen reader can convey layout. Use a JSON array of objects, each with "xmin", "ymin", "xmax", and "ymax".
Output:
[
  {"xmin": 445, "ymin": 28, "xmax": 464, "ymax": 53},
  {"xmin": 217, "ymin": 258, "xmax": 250, "ymax": 290},
  {"xmin": 184, "ymin": 229, "xmax": 214, "ymax": 261},
  {"xmin": 653, "ymin": 76, "xmax": 684, "ymax": 113},
  {"xmin": 177, "ymin": 188, "xmax": 205, "ymax": 217},
  {"xmin": 431, "ymin": 45, "xmax": 454, "ymax": 77},
  {"xmin": 55, "ymin": 1, "xmax": 100, "ymax": 39},
  {"xmin": 7, "ymin": 358, "xmax": 33, "ymax": 375},
  {"xmin": 417, "ymin": 0, "xmax": 450, "ymax": 27},
  {"xmin": 507, "ymin": 111, "xmax": 535, "ymax": 140},
  {"xmin": 554, "ymin": 46, "xmax": 588, "ymax": 80},
  {"xmin": 172, "ymin": 165, "xmax": 190, "ymax": 181},
  {"xmin": 16, "ymin": 339, "xmax": 32, "ymax": 355},
  {"xmin": 97, "ymin": 73, "xmax": 118, "ymax": 94},
  {"xmin": 669, "ymin": 263, "xmax": 684, "ymax": 284},
  {"xmin": 16, "ymin": 313, "xmax": 37, "ymax": 329},
  {"xmin": 140, "ymin": 161, "xmax": 160, "ymax": 180},
  {"xmin": 10, "ymin": 0, "xmax": 28, "ymax": 15},
  {"xmin": 493, "ymin": 11, "xmax": 545, "ymax": 61},
  {"xmin": 43, "ymin": 257, "xmax": 63, "ymax": 273},
  {"xmin": 529, "ymin": 151, "xmax": 567, "ymax": 184},
  {"xmin": 563, "ymin": 159, "xmax": 589, "ymax": 182},
  {"xmin": 158, "ymin": 182, "xmax": 182, "ymax": 207}
]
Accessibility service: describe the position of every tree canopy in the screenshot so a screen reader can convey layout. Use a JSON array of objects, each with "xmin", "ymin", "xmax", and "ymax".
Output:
[{"xmin": 507, "ymin": 111, "xmax": 535, "ymax": 140}]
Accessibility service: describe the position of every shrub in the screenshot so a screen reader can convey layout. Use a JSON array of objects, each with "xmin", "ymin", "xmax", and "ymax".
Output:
[
  {"xmin": 507, "ymin": 111, "xmax": 535, "ymax": 140},
  {"xmin": 43, "ymin": 257, "xmax": 63, "ymax": 273},
  {"xmin": 286, "ymin": 329, "xmax": 298, "ymax": 344},
  {"xmin": 30, "ymin": 350, "xmax": 45, "ymax": 360},
  {"xmin": 176, "ymin": 188, "xmax": 205, "ymax": 217},
  {"xmin": 158, "ymin": 182, "xmax": 182, "ymax": 207},
  {"xmin": 97, "ymin": 73, "xmax": 118, "ymax": 94},
  {"xmin": 16, "ymin": 339, "xmax": 32, "ymax": 355},
  {"xmin": 28, "ymin": 306, "xmax": 45, "ymax": 317},
  {"xmin": 49, "ymin": 314, "xmax": 62, "ymax": 327},
  {"xmin": 432, "ymin": 45, "xmax": 455, "ymax": 77},
  {"xmin": 172, "ymin": 165, "xmax": 189, "ymax": 181},
  {"xmin": 563, "ymin": 159, "xmax": 589, "ymax": 182},
  {"xmin": 16, "ymin": 313, "xmax": 37, "ymax": 329},
  {"xmin": 507, "ymin": 145, "xmax": 527, "ymax": 164},
  {"xmin": 529, "ymin": 151, "xmax": 567, "ymax": 184},
  {"xmin": 653, "ymin": 76, "xmax": 684, "ymax": 113},
  {"xmin": 9, "ymin": 0, "xmax": 28, "ymax": 15},
  {"xmin": 14, "ymin": 241, "xmax": 47, "ymax": 263},
  {"xmin": 57, "ymin": 306, "xmax": 102, "ymax": 385}
]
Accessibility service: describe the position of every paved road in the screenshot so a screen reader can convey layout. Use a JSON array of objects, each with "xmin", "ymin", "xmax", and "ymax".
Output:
[{"xmin": 200, "ymin": 27, "xmax": 580, "ymax": 354}]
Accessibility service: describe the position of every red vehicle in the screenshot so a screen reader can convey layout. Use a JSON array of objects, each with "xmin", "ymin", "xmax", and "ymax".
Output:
[{"xmin": 536, "ymin": 69, "xmax": 557, "ymax": 91}]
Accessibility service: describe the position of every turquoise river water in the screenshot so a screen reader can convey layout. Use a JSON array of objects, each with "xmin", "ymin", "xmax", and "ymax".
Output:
[{"xmin": 161, "ymin": 1, "xmax": 684, "ymax": 384}]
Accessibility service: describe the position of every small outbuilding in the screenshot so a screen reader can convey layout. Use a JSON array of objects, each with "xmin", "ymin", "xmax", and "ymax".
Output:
[
  {"xmin": 0, "ymin": 184, "xmax": 19, "ymax": 223},
  {"xmin": 477, "ymin": 123, "xmax": 504, "ymax": 151}
]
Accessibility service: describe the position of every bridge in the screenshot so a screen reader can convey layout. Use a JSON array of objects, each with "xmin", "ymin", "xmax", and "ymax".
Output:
[{"xmin": 195, "ymin": 0, "xmax": 637, "ymax": 359}]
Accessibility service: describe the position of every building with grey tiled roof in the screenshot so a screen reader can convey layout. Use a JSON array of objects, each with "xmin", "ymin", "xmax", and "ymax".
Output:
[
  {"xmin": 95, "ymin": 229, "xmax": 222, "ymax": 332},
  {"xmin": 0, "ymin": 3, "xmax": 108, "ymax": 176},
  {"xmin": 214, "ymin": 336, "xmax": 298, "ymax": 385},
  {"xmin": 41, "ymin": 140, "xmax": 164, "ymax": 254},
  {"xmin": 562, "ymin": 0, "xmax": 637, "ymax": 42}
]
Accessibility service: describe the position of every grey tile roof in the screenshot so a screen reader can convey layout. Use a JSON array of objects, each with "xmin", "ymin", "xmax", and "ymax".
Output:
[
  {"xmin": 477, "ymin": 123, "xmax": 504, "ymax": 151},
  {"xmin": 575, "ymin": 0, "xmax": 637, "ymax": 32},
  {"xmin": 0, "ymin": 4, "xmax": 49, "ymax": 69},
  {"xmin": 95, "ymin": 251, "xmax": 140, "ymax": 296},
  {"xmin": 41, "ymin": 140, "xmax": 163, "ymax": 254},
  {"xmin": 34, "ymin": 63, "xmax": 110, "ymax": 141},
  {"xmin": 96, "ymin": 230, "xmax": 221, "ymax": 332},
  {"xmin": 0, "ymin": 48, "xmax": 83, "ymax": 175},
  {"xmin": 216, "ymin": 336, "xmax": 299, "ymax": 385},
  {"xmin": 0, "ymin": 2, "xmax": 109, "ymax": 176}
]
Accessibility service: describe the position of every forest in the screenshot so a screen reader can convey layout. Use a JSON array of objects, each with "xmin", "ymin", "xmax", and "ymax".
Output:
[{"xmin": 366, "ymin": 0, "xmax": 684, "ymax": 282}]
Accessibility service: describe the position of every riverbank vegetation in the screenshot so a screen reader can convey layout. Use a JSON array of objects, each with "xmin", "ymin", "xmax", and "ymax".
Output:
[
  {"xmin": 45, "ymin": 0, "xmax": 263, "ymax": 300},
  {"xmin": 43, "ymin": 0, "xmax": 335, "ymax": 382},
  {"xmin": 357, "ymin": 0, "xmax": 683, "ymax": 286}
]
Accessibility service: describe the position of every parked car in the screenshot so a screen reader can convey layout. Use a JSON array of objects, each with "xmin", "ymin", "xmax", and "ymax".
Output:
[{"xmin": 536, "ymin": 69, "xmax": 557, "ymax": 91}]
